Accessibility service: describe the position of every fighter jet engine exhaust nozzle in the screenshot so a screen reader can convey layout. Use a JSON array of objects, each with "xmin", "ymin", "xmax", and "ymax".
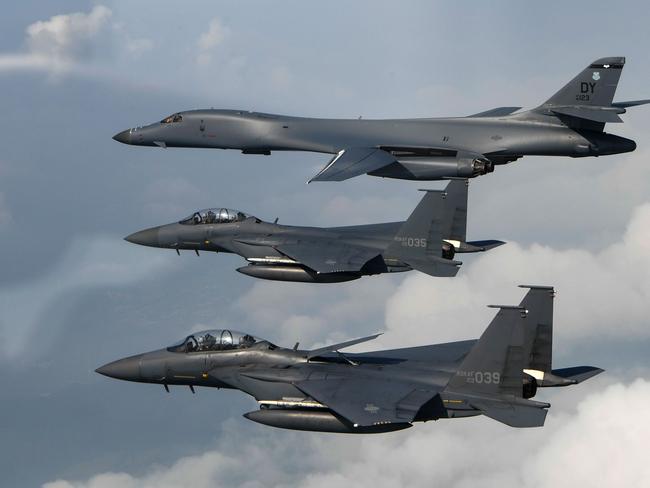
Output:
[
  {"xmin": 523, "ymin": 374, "xmax": 538, "ymax": 399},
  {"xmin": 442, "ymin": 242, "xmax": 456, "ymax": 260}
]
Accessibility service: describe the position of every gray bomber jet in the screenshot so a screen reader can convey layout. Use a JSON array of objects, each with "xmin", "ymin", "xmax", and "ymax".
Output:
[
  {"xmin": 96, "ymin": 286, "xmax": 603, "ymax": 433},
  {"xmin": 114, "ymin": 57, "xmax": 647, "ymax": 182},
  {"xmin": 125, "ymin": 180, "xmax": 503, "ymax": 282}
]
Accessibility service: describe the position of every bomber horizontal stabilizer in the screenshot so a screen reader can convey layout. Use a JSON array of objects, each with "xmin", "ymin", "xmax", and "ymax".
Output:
[
  {"xmin": 309, "ymin": 147, "xmax": 397, "ymax": 182},
  {"xmin": 551, "ymin": 106, "xmax": 624, "ymax": 123},
  {"xmin": 468, "ymin": 106, "xmax": 522, "ymax": 118},
  {"xmin": 612, "ymin": 99, "xmax": 650, "ymax": 108}
]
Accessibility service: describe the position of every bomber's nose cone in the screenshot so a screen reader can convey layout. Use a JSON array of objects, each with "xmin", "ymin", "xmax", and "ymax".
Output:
[
  {"xmin": 96, "ymin": 357, "xmax": 140, "ymax": 381},
  {"xmin": 112, "ymin": 129, "xmax": 131, "ymax": 144},
  {"xmin": 124, "ymin": 227, "xmax": 160, "ymax": 247}
]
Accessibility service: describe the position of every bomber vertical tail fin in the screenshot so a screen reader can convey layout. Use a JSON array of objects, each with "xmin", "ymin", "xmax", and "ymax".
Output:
[
  {"xmin": 540, "ymin": 57, "xmax": 625, "ymax": 109},
  {"xmin": 532, "ymin": 57, "xmax": 626, "ymax": 130}
]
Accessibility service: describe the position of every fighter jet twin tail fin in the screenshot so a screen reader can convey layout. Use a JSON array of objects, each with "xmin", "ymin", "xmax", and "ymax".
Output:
[
  {"xmin": 386, "ymin": 179, "xmax": 504, "ymax": 278},
  {"xmin": 444, "ymin": 286, "xmax": 603, "ymax": 428}
]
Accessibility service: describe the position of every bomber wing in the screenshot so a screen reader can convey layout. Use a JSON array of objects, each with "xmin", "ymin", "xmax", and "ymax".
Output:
[
  {"xmin": 294, "ymin": 377, "xmax": 438, "ymax": 426},
  {"xmin": 274, "ymin": 240, "xmax": 381, "ymax": 274},
  {"xmin": 468, "ymin": 106, "xmax": 522, "ymax": 117},
  {"xmin": 308, "ymin": 146, "xmax": 478, "ymax": 182},
  {"xmin": 309, "ymin": 147, "xmax": 397, "ymax": 182}
]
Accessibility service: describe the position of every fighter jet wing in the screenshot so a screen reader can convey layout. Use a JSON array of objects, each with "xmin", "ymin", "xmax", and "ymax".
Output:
[
  {"xmin": 274, "ymin": 241, "xmax": 380, "ymax": 273},
  {"xmin": 294, "ymin": 378, "xmax": 438, "ymax": 426},
  {"xmin": 309, "ymin": 147, "xmax": 397, "ymax": 182}
]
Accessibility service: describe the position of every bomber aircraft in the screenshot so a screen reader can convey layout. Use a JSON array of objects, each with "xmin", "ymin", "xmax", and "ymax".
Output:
[
  {"xmin": 124, "ymin": 180, "xmax": 503, "ymax": 282},
  {"xmin": 96, "ymin": 286, "xmax": 603, "ymax": 433},
  {"xmin": 113, "ymin": 57, "xmax": 647, "ymax": 182}
]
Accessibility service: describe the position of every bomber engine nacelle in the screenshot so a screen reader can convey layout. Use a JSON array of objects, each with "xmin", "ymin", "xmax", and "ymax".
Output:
[
  {"xmin": 369, "ymin": 151, "xmax": 493, "ymax": 181},
  {"xmin": 244, "ymin": 409, "xmax": 411, "ymax": 434}
]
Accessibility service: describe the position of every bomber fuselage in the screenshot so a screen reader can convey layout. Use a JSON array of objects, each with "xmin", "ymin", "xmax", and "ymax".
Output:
[{"xmin": 114, "ymin": 109, "xmax": 635, "ymax": 161}]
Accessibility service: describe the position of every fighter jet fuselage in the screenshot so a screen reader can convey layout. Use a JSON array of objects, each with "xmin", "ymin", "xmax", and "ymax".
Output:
[
  {"xmin": 96, "ymin": 287, "xmax": 603, "ymax": 433},
  {"xmin": 114, "ymin": 58, "xmax": 646, "ymax": 182},
  {"xmin": 125, "ymin": 180, "xmax": 504, "ymax": 283},
  {"xmin": 132, "ymin": 218, "xmax": 406, "ymax": 282}
]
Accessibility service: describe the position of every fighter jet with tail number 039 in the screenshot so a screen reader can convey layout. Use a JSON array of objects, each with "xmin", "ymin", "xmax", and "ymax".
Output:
[
  {"xmin": 113, "ymin": 57, "xmax": 647, "ymax": 183},
  {"xmin": 125, "ymin": 179, "xmax": 503, "ymax": 283},
  {"xmin": 96, "ymin": 286, "xmax": 603, "ymax": 433}
]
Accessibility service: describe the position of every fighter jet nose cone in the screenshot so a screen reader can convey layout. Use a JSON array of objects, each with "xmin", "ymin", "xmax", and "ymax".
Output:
[
  {"xmin": 96, "ymin": 357, "xmax": 141, "ymax": 381},
  {"xmin": 124, "ymin": 227, "xmax": 160, "ymax": 247},
  {"xmin": 112, "ymin": 129, "xmax": 131, "ymax": 144}
]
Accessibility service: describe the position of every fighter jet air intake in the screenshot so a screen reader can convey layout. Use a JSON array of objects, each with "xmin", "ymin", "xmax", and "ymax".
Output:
[
  {"xmin": 124, "ymin": 179, "xmax": 504, "ymax": 283},
  {"xmin": 114, "ymin": 57, "xmax": 647, "ymax": 183},
  {"xmin": 96, "ymin": 286, "xmax": 603, "ymax": 433}
]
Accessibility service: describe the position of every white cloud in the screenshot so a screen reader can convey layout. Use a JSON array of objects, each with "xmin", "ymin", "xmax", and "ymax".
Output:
[
  {"xmin": 196, "ymin": 18, "xmax": 230, "ymax": 66},
  {"xmin": 0, "ymin": 6, "xmax": 113, "ymax": 74},
  {"xmin": 385, "ymin": 201, "xmax": 650, "ymax": 348},
  {"xmin": 43, "ymin": 376, "xmax": 650, "ymax": 488},
  {"xmin": 0, "ymin": 235, "xmax": 177, "ymax": 360},
  {"xmin": 25, "ymin": 6, "xmax": 112, "ymax": 62}
]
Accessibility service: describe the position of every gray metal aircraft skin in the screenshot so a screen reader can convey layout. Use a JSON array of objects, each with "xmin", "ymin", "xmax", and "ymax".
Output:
[
  {"xmin": 96, "ymin": 286, "xmax": 603, "ymax": 433},
  {"xmin": 113, "ymin": 57, "xmax": 647, "ymax": 183},
  {"xmin": 125, "ymin": 180, "xmax": 503, "ymax": 283}
]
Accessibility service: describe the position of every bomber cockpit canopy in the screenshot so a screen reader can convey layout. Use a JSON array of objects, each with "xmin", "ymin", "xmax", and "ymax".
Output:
[
  {"xmin": 179, "ymin": 208, "xmax": 251, "ymax": 225},
  {"xmin": 167, "ymin": 329, "xmax": 274, "ymax": 353},
  {"xmin": 160, "ymin": 113, "xmax": 183, "ymax": 124}
]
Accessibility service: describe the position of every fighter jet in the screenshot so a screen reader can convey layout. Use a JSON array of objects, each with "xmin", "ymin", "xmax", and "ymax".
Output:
[
  {"xmin": 96, "ymin": 286, "xmax": 602, "ymax": 433},
  {"xmin": 125, "ymin": 180, "xmax": 503, "ymax": 282},
  {"xmin": 114, "ymin": 57, "xmax": 647, "ymax": 183}
]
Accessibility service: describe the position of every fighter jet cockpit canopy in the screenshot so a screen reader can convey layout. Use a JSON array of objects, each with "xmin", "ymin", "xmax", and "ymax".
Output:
[
  {"xmin": 160, "ymin": 113, "xmax": 183, "ymax": 124},
  {"xmin": 167, "ymin": 329, "xmax": 275, "ymax": 353},
  {"xmin": 179, "ymin": 208, "xmax": 251, "ymax": 225}
]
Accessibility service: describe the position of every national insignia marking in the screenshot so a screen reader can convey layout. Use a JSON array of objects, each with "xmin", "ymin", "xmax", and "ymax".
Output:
[{"xmin": 364, "ymin": 403, "xmax": 380, "ymax": 413}]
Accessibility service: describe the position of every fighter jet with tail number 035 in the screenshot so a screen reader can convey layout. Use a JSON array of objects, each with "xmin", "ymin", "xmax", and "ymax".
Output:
[
  {"xmin": 125, "ymin": 179, "xmax": 503, "ymax": 283},
  {"xmin": 113, "ymin": 57, "xmax": 647, "ymax": 183},
  {"xmin": 96, "ymin": 286, "xmax": 603, "ymax": 433}
]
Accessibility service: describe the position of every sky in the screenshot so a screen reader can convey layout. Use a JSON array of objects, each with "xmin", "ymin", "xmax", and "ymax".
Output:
[{"xmin": 1, "ymin": 1, "xmax": 650, "ymax": 486}]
